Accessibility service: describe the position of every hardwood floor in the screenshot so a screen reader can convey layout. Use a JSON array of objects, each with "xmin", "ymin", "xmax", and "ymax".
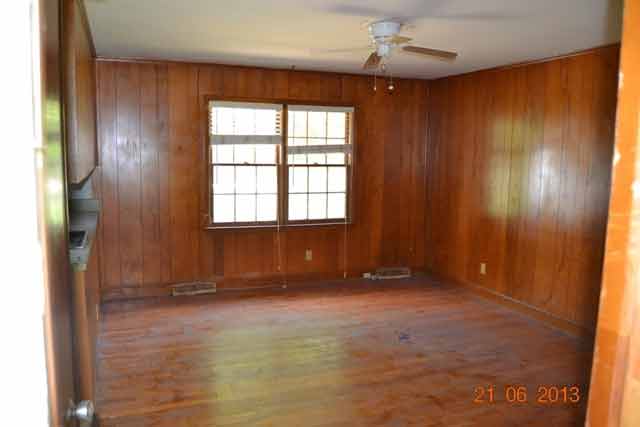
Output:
[{"xmin": 96, "ymin": 279, "xmax": 593, "ymax": 426}]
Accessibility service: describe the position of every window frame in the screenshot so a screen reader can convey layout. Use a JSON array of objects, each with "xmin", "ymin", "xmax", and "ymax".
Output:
[{"xmin": 204, "ymin": 96, "xmax": 355, "ymax": 230}]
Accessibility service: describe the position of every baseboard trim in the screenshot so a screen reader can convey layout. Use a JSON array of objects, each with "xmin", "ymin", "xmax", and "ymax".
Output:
[
  {"xmin": 100, "ymin": 270, "xmax": 371, "ymax": 302},
  {"xmin": 424, "ymin": 272, "xmax": 595, "ymax": 341}
]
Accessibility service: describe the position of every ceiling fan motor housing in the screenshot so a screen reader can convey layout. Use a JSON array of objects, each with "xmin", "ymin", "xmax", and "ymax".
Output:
[
  {"xmin": 369, "ymin": 20, "xmax": 402, "ymax": 40},
  {"xmin": 369, "ymin": 21, "xmax": 402, "ymax": 58}
]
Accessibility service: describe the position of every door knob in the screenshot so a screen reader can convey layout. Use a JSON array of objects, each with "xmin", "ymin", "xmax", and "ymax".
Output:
[{"xmin": 66, "ymin": 399, "xmax": 94, "ymax": 425}]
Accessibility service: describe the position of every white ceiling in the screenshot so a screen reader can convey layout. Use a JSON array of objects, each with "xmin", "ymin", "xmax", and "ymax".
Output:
[{"xmin": 84, "ymin": 0, "xmax": 623, "ymax": 79}]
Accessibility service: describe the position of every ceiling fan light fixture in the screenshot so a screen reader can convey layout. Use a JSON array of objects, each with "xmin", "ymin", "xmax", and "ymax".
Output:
[{"xmin": 376, "ymin": 43, "xmax": 391, "ymax": 57}]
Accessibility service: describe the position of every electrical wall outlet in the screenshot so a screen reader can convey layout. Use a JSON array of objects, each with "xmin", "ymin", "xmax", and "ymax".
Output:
[
  {"xmin": 480, "ymin": 263, "xmax": 487, "ymax": 275},
  {"xmin": 305, "ymin": 249, "xmax": 313, "ymax": 261}
]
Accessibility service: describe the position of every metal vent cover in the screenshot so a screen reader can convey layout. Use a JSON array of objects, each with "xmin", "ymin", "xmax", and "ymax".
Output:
[
  {"xmin": 171, "ymin": 282, "xmax": 217, "ymax": 296},
  {"xmin": 372, "ymin": 267, "xmax": 411, "ymax": 280}
]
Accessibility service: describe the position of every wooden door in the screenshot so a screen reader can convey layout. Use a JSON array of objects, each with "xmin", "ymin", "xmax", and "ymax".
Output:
[
  {"xmin": 39, "ymin": 0, "xmax": 78, "ymax": 425},
  {"xmin": 586, "ymin": 0, "xmax": 640, "ymax": 425}
]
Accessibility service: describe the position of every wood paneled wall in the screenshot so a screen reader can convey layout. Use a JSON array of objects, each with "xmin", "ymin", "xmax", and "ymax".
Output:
[
  {"xmin": 95, "ymin": 60, "xmax": 428, "ymax": 298},
  {"xmin": 425, "ymin": 46, "xmax": 619, "ymax": 331},
  {"xmin": 63, "ymin": 0, "xmax": 97, "ymax": 184}
]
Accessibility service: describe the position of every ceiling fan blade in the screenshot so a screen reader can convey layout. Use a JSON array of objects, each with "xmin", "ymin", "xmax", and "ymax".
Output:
[
  {"xmin": 363, "ymin": 52, "xmax": 381, "ymax": 69},
  {"xmin": 391, "ymin": 35, "xmax": 412, "ymax": 44},
  {"xmin": 402, "ymin": 45, "xmax": 458, "ymax": 60}
]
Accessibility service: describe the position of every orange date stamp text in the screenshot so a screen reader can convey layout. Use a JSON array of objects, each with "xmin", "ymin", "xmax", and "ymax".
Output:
[{"xmin": 473, "ymin": 385, "xmax": 582, "ymax": 405}]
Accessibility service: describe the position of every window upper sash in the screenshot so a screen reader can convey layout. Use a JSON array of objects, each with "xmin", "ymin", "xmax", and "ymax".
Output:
[
  {"xmin": 208, "ymin": 100, "xmax": 354, "ymax": 148},
  {"xmin": 209, "ymin": 100, "xmax": 282, "ymax": 145}
]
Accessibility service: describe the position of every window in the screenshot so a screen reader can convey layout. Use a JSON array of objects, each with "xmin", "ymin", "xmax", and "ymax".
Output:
[
  {"xmin": 208, "ymin": 100, "xmax": 354, "ymax": 227},
  {"xmin": 287, "ymin": 106, "xmax": 351, "ymax": 222},
  {"xmin": 210, "ymin": 102, "xmax": 282, "ymax": 225}
]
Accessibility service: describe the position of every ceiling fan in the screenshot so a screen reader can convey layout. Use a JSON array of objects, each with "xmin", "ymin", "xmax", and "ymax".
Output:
[{"xmin": 361, "ymin": 20, "xmax": 458, "ymax": 70}]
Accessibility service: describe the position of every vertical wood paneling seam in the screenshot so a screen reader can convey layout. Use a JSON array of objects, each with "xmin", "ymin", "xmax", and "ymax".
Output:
[
  {"xmin": 558, "ymin": 62, "xmax": 571, "ymax": 280},
  {"xmin": 97, "ymin": 64, "xmax": 105, "ymax": 288},
  {"xmin": 195, "ymin": 66, "xmax": 203, "ymax": 280},
  {"xmin": 503, "ymin": 72, "xmax": 517, "ymax": 294},
  {"xmin": 138, "ymin": 64, "xmax": 145, "ymax": 287},
  {"xmin": 154, "ymin": 65, "xmax": 161, "ymax": 244},
  {"xmin": 531, "ymin": 68, "xmax": 548, "ymax": 303},
  {"xmin": 115, "ymin": 63, "xmax": 123, "ymax": 288},
  {"xmin": 423, "ymin": 84, "xmax": 431, "ymax": 267},
  {"xmin": 165, "ymin": 66, "xmax": 173, "ymax": 283},
  {"xmin": 97, "ymin": 64, "xmax": 106, "ymax": 289},
  {"xmin": 533, "ymin": 69, "xmax": 547, "ymax": 212},
  {"xmin": 169, "ymin": 66, "xmax": 175, "ymax": 282}
]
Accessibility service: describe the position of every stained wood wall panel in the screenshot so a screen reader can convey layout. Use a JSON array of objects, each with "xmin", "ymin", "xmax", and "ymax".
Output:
[
  {"xmin": 97, "ymin": 60, "xmax": 429, "ymax": 296},
  {"xmin": 97, "ymin": 62, "xmax": 121, "ymax": 289},
  {"xmin": 115, "ymin": 63, "xmax": 143, "ymax": 286},
  {"xmin": 425, "ymin": 46, "xmax": 619, "ymax": 330},
  {"xmin": 63, "ymin": 0, "xmax": 97, "ymax": 184},
  {"xmin": 168, "ymin": 64, "xmax": 201, "ymax": 283}
]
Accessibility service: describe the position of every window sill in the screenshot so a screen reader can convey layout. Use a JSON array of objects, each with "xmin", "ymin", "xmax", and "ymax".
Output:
[{"xmin": 205, "ymin": 221, "xmax": 353, "ymax": 231}]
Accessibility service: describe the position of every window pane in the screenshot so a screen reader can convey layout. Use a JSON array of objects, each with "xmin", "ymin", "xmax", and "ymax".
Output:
[
  {"xmin": 234, "ymin": 145, "xmax": 254, "ymax": 164},
  {"xmin": 289, "ymin": 166, "xmax": 308, "ymax": 193},
  {"xmin": 287, "ymin": 154, "xmax": 308, "ymax": 165},
  {"xmin": 255, "ymin": 145, "xmax": 276, "ymax": 164},
  {"xmin": 326, "ymin": 152, "xmax": 345, "ymax": 165},
  {"xmin": 328, "ymin": 193, "xmax": 346, "ymax": 219},
  {"xmin": 291, "ymin": 111, "xmax": 307, "ymax": 137},
  {"xmin": 308, "ymin": 112, "xmax": 326, "ymax": 138},
  {"xmin": 309, "ymin": 167, "xmax": 327, "ymax": 193},
  {"xmin": 257, "ymin": 166, "xmax": 277, "ymax": 194},
  {"xmin": 293, "ymin": 138, "xmax": 306, "ymax": 146},
  {"xmin": 212, "ymin": 145, "xmax": 234, "ymax": 163},
  {"xmin": 289, "ymin": 194, "xmax": 307, "ymax": 220},
  {"xmin": 257, "ymin": 194, "xmax": 277, "ymax": 221},
  {"xmin": 236, "ymin": 166, "xmax": 256, "ymax": 193},
  {"xmin": 308, "ymin": 138, "xmax": 325, "ymax": 146},
  {"xmin": 235, "ymin": 195, "xmax": 256, "ymax": 222},
  {"xmin": 212, "ymin": 166, "xmax": 235, "ymax": 194},
  {"xmin": 216, "ymin": 108, "xmax": 234, "ymax": 135},
  {"xmin": 307, "ymin": 153, "xmax": 326, "ymax": 165},
  {"xmin": 255, "ymin": 109, "xmax": 278, "ymax": 135},
  {"xmin": 308, "ymin": 194, "xmax": 327, "ymax": 220},
  {"xmin": 328, "ymin": 166, "xmax": 346, "ymax": 192},
  {"xmin": 213, "ymin": 194, "xmax": 234, "ymax": 222},
  {"xmin": 236, "ymin": 109, "xmax": 254, "ymax": 135},
  {"xmin": 327, "ymin": 112, "xmax": 346, "ymax": 138}
]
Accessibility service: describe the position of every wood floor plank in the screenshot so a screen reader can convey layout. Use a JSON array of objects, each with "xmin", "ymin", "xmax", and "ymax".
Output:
[{"xmin": 96, "ymin": 279, "xmax": 592, "ymax": 426}]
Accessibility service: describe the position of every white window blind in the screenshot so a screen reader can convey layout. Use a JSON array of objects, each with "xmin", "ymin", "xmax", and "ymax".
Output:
[
  {"xmin": 287, "ymin": 105, "xmax": 355, "ymax": 113},
  {"xmin": 209, "ymin": 101, "xmax": 282, "ymax": 145}
]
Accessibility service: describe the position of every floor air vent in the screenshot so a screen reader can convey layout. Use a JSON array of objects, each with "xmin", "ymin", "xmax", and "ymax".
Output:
[
  {"xmin": 371, "ymin": 267, "xmax": 412, "ymax": 280},
  {"xmin": 171, "ymin": 282, "xmax": 217, "ymax": 297}
]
